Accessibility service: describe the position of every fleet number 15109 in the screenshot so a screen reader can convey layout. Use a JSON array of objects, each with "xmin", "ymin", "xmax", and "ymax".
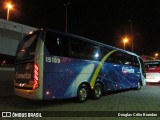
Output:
[{"xmin": 45, "ymin": 57, "xmax": 60, "ymax": 63}]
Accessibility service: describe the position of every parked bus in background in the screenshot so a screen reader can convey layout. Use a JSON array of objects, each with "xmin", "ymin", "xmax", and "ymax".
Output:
[
  {"xmin": 14, "ymin": 28, "xmax": 146, "ymax": 102},
  {"xmin": 145, "ymin": 60, "xmax": 160, "ymax": 83}
]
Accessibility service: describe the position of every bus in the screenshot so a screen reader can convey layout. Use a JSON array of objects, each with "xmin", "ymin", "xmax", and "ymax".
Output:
[
  {"xmin": 14, "ymin": 28, "xmax": 146, "ymax": 102},
  {"xmin": 145, "ymin": 60, "xmax": 160, "ymax": 83}
]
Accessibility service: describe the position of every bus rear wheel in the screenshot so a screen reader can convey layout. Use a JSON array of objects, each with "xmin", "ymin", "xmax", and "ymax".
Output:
[
  {"xmin": 76, "ymin": 84, "xmax": 89, "ymax": 103},
  {"xmin": 91, "ymin": 83, "xmax": 103, "ymax": 100}
]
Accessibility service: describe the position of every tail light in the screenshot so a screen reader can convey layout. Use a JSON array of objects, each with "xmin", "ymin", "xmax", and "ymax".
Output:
[
  {"xmin": 33, "ymin": 64, "xmax": 39, "ymax": 90},
  {"xmin": 20, "ymin": 48, "xmax": 25, "ymax": 52}
]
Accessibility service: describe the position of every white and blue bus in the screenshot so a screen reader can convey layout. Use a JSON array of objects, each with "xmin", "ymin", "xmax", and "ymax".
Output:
[{"xmin": 14, "ymin": 28, "xmax": 146, "ymax": 102}]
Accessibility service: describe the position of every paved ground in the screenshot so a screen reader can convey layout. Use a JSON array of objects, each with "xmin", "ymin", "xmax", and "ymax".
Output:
[
  {"xmin": 0, "ymin": 68, "xmax": 14, "ymax": 97},
  {"xmin": 0, "ymin": 84, "xmax": 160, "ymax": 120},
  {"xmin": 0, "ymin": 70, "xmax": 160, "ymax": 120}
]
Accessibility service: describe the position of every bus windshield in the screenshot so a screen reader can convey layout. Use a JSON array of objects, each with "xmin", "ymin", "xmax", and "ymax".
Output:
[{"xmin": 16, "ymin": 31, "xmax": 40, "ymax": 61}]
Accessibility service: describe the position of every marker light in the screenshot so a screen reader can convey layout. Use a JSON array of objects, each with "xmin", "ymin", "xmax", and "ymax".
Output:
[
  {"xmin": 29, "ymin": 31, "xmax": 33, "ymax": 34},
  {"xmin": 46, "ymin": 91, "xmax": 50, "ymax": 95},
  {"xmin": 20, "ymin": 48, "xmax": 25, "ymax": 52}
]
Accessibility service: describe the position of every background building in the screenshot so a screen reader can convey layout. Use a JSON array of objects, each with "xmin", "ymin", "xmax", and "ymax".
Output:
[{"xmin": 0, "ymin": 18, "xmax": 37, "ymax": 67}]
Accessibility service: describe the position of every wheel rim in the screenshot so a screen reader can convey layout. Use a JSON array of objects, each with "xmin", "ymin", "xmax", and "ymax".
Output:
[
  {"xmin": 95, "ymin": 85, "xmax": 102, "ymax": 98},
  {"xmin": 137, "ymin": 82, "xmax": 141, "ymax": 89},
  {"xmin": 79, "ymin": 88, "xmax": 87, "ymax": 101}
]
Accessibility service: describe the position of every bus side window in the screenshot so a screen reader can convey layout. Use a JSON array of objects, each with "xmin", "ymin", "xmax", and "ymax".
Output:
[
  {"xmin": 124, "ymin": 54, "xmax": 132, "ymax": 65},
  {"xmin": 45, "ymin": 32, "xmax": 61, "ymax": 56},
  {"xmin": 101, "ymin": 47, "xmax": 112, "ymax": 61},
  {"xmin": 69, "ymin": 39, "xmax": 100, "ymax": 61},
  {"xmin": 69, "ymin": 39, "xmax": 85, "ymax": 59},
  {"xmin": 107, "ymin": 52, "xmax": 124, "ymax": 64},
  {"xmin": 61, "ymin": 36, "xmax": 69, "ymax": 57},
  {"xmin": 85, "ymin": 44, "xmax": 100, "ymax": 60},
  {"xmin": 107, "ymin": 52, "xmax": 116, "ymax": 63},
  {"xmin": 115, "ymin": 52, "xmax": 124, "ymax": 64},
  {"xmin": 132, "ymin": 56, "xmax": 140, "ymax": 68}
]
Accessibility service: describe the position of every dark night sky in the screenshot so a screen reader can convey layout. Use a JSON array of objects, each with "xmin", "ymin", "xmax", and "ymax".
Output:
[{"xmin": 1, "ymin": 0, "xmax": 160, "ymax": 56}]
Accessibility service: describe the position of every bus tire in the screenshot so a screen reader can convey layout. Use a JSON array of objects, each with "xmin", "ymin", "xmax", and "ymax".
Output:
[
  {"xmin": 136, "ymin": 81, "xmax": 141, "ymax": 90},
  {"xmin": 76, "ymin": 84, "xmax": 89, "ymax": 103},
  {"xmin": 91, "ymin": 83, "xmax": 103, "ymax": 100}
]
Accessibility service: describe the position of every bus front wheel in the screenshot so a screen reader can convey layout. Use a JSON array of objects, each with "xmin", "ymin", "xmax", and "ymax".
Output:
[
  {"xmin": 76, "ymin": 84, "xmax": 89, "ymax": 103},
  {"xmin": 136, "ymin": 81, "xmax": 141, "ymax": 90}
]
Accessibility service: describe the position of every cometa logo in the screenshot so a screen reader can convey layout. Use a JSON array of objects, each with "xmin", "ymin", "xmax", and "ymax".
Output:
[
  {"xmin": 122, "ymin": 67, "xmax": 135, "ymax": 74},
  {"xmin": 16, "ymin": 72, "xmax": 31, "ymax": 79}
]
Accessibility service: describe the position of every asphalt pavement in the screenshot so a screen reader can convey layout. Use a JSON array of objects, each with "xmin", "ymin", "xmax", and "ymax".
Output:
[{"xmin": 0, "ymin": 69, "xmax": 160, "ymax": 120}]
